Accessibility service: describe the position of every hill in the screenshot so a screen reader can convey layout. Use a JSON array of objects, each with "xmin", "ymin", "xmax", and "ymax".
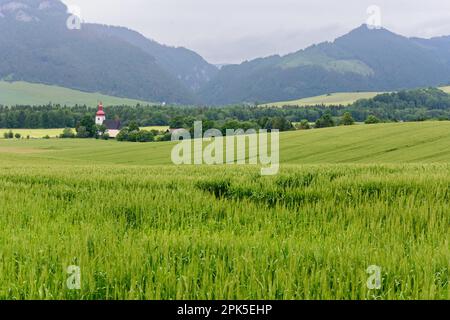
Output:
[
  {"xmin": 200, "ymin": 25, "xmax": 450, "ymax": 105},
  {"xmin": 2, "ymin": 121, "xmax": 450, "ymax": 165},
  {"xmin": 0, "ymin": 81, "xmax": 151, "ymax": 106},
  {"xmin": 261, "ymin": 91, "xmax": 382, "ymax": 107},
  {"xmin": 261, "ymin": 86, "xmax": 450, "ymax": 107},
  {"xmin": 442, "ymin": 86, "xmax": 450, "ymax": 94}
]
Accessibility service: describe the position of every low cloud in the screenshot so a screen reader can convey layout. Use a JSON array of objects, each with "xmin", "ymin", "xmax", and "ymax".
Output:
[{"xmin": 61, "ymin": 0, "xmax": 450, "ymax": 64}]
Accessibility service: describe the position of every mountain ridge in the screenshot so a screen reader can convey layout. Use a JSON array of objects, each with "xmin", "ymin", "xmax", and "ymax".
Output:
[
  {"xmin": 85, "ymin": 24, "xmax": 218, "ymax": 92},
  {"xmin": 1, "ymin": 1, "xmax": 450, "ymax": 106},
  {"xmin": 0, "ymin": 0, "xmax": 216, "ymax": 104},
  {"xmin": 200, "ymin": 24, "xmax": 450, "ymax": 104}
]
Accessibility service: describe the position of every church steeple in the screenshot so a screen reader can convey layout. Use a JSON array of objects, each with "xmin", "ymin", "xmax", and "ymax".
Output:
[{"xmin": 95, "ymin": 102, "xmax": 106, "ymax": 125}]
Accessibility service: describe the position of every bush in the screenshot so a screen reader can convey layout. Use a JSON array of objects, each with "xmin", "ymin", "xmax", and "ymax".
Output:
[
  {"xmin": 340, "ymin": 112, "xmax": 355, "ymax": 126},
  {"xmin": 365, "ymin": 115, "xmax": 381, "ymax": 124},
  {"xmin": 95, "ymin": 125, "xmax": 107, "ymax": 139},
  {"xmin": 296, "ymin": 120, "xmax": 311, "ymax": 130},
  {"xmin": 157, "ymin": 132, "xmax": 173, "ymax": 142},
  {"xmin": 128, "ymin": 122, "xmax": 140, "ymax": 132},
  {"xmin": 315, "ymin": 113, "xmax": 335, "ymax": 128},
  {"xmin": 136, "ymin": 130, "xmax": 154, "ymax": 142},
  {"xmin": 262, "ymin": 117, "xmax": 294, "ymax": 131},
  {"xmin": 43, "ymin": 135, "xmax": 50, "ymax": 139},
  {"xmin": 60, "ymin": 128, "xmax": 75, "ymax": 139},
  {"xmin": 127, "ymin": 130, "xmax": 139, "ymax": 142},
  {"xmin": 117, "ymin": 127, "xmax": 154, "ymax": 143},
  {"xmin": 14, "ymin": 133, "xmax": 21, "ymax": 139},
  {"xmin": 116, "ymin": 128, "xmax": 129, "ymax": 142},
  {"xmin": 77, "ymin": 116, "xmax": 96, "ymax": 138},
  {"xmin": 76, "ymin": 126, "xmax": 90, "ymax": 138}
]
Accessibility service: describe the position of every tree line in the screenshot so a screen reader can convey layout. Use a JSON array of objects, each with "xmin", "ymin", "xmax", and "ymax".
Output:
[{"xmin": 0, "ymin": 87, "xmax": 449, "ymax": 131}]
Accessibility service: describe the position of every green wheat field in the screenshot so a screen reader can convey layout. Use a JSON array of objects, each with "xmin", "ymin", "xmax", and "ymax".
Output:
[{"xmin": 0, "ymin": 121, "xmax": 450, "ymax": 299}]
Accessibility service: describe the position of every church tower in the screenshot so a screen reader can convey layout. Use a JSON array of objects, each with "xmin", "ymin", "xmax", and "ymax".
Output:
[{"xmin": 96, "ymin": 102, "xmax": 106, "ymax": 125}]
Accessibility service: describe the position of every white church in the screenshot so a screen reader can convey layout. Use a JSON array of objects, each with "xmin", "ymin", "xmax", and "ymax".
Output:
[{"xmin": 95, "ymin": 102, "xmax": 122, "ymax": 138}]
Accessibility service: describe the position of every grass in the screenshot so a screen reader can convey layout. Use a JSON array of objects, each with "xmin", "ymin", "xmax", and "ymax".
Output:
[
  {"xmin": 0, "ymin": 122, "xmax": 450, "ymax": 299},
  {"xmin": 441, "ymin": 86, "xmax": 450, "ymax": 94},
  {"xmin": 0, "ymin": 128, "xmax": 65, "ymax": 139},
  {"xmin": 262, "ymin": 86, "xmax": 450, "ymax": 107},
  {"xmin": 141, "ymin": 126, "xmax": 170, "ymax": 132},
  {"xmin": 0, "ymin": 81, "xmax": 151, "ymax": 106},
  {"xmin": 2, "ymin": 121, "xmax": 450, "ymax": 165},
  {"xmin": 261, "ymin": 92, "xmax": 382, "ymax": 107},
  {"xmin": 0, "ymin": 126, "xmax": 169, "ymax": 139}
]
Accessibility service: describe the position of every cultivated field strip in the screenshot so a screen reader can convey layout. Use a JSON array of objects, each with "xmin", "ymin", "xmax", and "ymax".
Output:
[{"xmin": 0, "ymin": 164, "xmax": 449, "ymax": 299}]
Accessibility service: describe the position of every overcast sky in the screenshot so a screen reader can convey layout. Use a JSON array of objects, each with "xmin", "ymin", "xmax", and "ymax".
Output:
[{"xmin": 61, "ymin": 0, "xmax": 450, "ymax": 64}]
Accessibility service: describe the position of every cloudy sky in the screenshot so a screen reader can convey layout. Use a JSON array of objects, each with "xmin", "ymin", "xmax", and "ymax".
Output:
[{"xmin": 61, "ymin": 0, "xmax": 450, "ymax": 64}]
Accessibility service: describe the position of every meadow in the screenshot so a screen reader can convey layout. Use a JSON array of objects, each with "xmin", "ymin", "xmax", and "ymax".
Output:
[
  {"xmin": 2, "ymin": 121, "xmax": 450, "ymax": 165},
  {"xmin": 262, "ymin": 86, "xmax": 450, "ymax": 107},
  {"xmin": 0, "ymin": 127, "xmax": 169, "ymax": 139},
  {"xmin": 261, "ymin": 91, "xmax": 381, "ymax": 107},
  {"xmin": 442, "ymin": 86, "xmax": 450, "ymax": 94},
  {"xmin": 0, "ymin": 81, "xmax": 151, "ymax": 106},
  {"xmin": 0, "ymin": 122, "xmax": 449, "ymax": 299},
  {"xmin": 0, "ymin": 128, "xmax": 65, "ymax": 139}
]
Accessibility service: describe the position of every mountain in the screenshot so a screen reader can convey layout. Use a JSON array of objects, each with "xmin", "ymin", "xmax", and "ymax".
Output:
[
  {"xmin": 200, "ymin": 25, "xmax": 450, "ymax": 105},
  {"xmin": 0, "ymin": 0, "xmax": 217, "ymax": 104},
  {"xmin": 1, "ymin": 2, "xmax": 450, "ymax": 106},
  {"xmin": 85, "ymin": 25, "xmax": 218, "ymax": 92},
  {"xmin": 0, "ymin": 80, "xmax": 152, "ymax": 106}
]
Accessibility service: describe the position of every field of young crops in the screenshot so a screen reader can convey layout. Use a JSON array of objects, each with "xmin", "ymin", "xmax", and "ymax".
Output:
[
  {"xmin": 0, "ymin": 122, "xmax": 449, "ymax": 300},
  {"xmin": 0, "ymin": 163, "xmax": 449, "ymax": 299}
]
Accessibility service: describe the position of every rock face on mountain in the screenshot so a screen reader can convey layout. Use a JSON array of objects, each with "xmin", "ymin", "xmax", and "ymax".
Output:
[{"xmin": 200, "ymin": 25, "xmax": 450, "ymax": 105}]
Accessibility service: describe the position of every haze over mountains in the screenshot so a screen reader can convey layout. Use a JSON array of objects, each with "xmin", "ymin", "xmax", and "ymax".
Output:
[
  {"xmin": 1, "ymin": 0, "xmax": 450, "ymax": 105},
  {"xmin": 0, "ymin": 0, "xmax": 215, "ymax": 104},
  {"xmin": 203, "ymin": 25, "xmax": 450, "ymax": 104}
]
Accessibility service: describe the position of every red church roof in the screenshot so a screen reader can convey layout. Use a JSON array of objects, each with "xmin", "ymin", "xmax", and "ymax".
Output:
[{"xmin": 96, "ymin": 102, "xmax": 105, "ymax": 116}]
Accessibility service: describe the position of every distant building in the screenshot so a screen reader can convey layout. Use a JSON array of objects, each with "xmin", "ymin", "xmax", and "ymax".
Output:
[
  {"xmin": 95, "ymin": 102, "xmax": 122, "ymax": 138},
  {"xmin": 167, "ymin": 128, "xmax": 184, "ymax": 134}
]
